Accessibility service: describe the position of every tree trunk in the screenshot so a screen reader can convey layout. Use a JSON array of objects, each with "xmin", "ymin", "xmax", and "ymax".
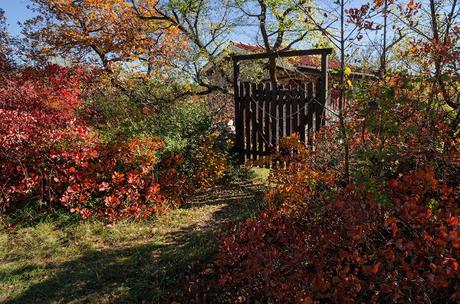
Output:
[
  {"xmin": 380, "ymin": 0, "xmax": 388, "ymax": 79},
  {"xmin": 268, "ymin": 57, "xmax": 277, "ymax": 84},
  {"xmin": 339, "ymin": 0, "xmax": 350, "ymax": 184}
]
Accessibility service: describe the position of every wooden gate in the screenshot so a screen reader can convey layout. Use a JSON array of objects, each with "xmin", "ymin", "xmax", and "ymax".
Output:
[{"xmin": 232, "ymin": 48, "xmax": 332, "ymax": 164}]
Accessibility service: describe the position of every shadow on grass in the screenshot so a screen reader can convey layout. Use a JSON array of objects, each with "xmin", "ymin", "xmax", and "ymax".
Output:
[{"xmin": 5, "ymin": 180, "xmax": 265, "ymax": 304}]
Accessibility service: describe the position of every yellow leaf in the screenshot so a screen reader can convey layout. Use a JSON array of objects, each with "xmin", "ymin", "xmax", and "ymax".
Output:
[{"xmin": 344, "ymin": 66, "xmax": 352, "ymax": 76}]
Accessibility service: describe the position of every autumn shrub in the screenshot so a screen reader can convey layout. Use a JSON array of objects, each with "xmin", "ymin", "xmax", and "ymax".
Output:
[
  {"xmin": 84, "ymin": 88, "xmax": 230, "ymax": 195},
  {"xmin": 175, "ymin": 75, "xmax": 460, "ymax": 303},
  {"xmin": 209, "ymin": 167, "xmax": 460, "ymax": 303},
  {"xmin": 51, "ymin": 133, "xmax": 175, "ymax": 221},
  {"xmin": 1, "ymin": 64, "xmax": 231, "ymax": 221},
  {"xmin": 0, "ymin": 65, "xmax": 170, "ymax": 221},
  {"xmin": 178, "ymin": 137, "xmax": 459, "ymax": 303},
  {"xmin": 152, "ymin": 100, "xmax": 229, "ymax": 190},
  {"xmin": 349, "ymin": 75, "xmax": 457, "ymax": 182},
  {"xmin": 0, "ymin": 64, "xmax": 87, "ymax": 212}
]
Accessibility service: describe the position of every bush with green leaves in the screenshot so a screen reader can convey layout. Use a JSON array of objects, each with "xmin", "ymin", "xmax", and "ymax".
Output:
[{"xmin": 82, "ymin": 84, "xmax": 231, "ymax": 199}]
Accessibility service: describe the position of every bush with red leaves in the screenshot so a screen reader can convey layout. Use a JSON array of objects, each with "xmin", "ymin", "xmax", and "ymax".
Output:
[
  {"xmin": 177, "ymin": 158, "xmax": 459, "ymax": 303},
  {"xmin": 0, "ymin": 64, "xmax": 87, "ymax": 211},
  {"xmin": 0, "ymin": 65, "xmax": 182, "ymax": 221},
  {"xmin": 172, "ymin": 115, "xmax": 460, "ymax": 303},
  {"xmin": 212, "ymin": 165, "xmax": 459, "ymax": 303}
]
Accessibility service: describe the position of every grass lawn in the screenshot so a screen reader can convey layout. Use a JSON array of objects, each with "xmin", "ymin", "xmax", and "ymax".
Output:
[{"xmin": 0, "ymin": 177, "xmax": 266, "ymax": 304}]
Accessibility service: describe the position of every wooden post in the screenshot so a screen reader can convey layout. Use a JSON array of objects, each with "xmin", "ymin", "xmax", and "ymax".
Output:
[
  {"xmin": 233, "ymin": 59, "xmax": 244, "ymax": 163},
  {"xmin": 320, "ymin": 51, "xmax": 329, "ymax": 127}
]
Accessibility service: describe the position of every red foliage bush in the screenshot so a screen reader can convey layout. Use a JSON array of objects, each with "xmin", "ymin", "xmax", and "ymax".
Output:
[
  {"xmin": 0, "ymin": 65, "xmax": 181, "ymax": 221},
  {"xmin": 182, "ymin": 162, "xmax": 459, "ymax": 303},
  {"xmin": 174, "ymin": 74, "xmax": 460, "ymax": 302},
  {"xmin": 1, "ymin": 64, "xmax": 228, "ymax": 221},
  {"xmin": 0, "ymin": 64, "xmax": 86, "ymax": 211},
  {"xmin": 50, "ymin": 133, "xmax": 174, "ymax": 221}
]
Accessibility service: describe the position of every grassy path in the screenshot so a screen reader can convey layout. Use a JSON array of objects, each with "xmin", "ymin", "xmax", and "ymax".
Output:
[{"xmin": 0, "ymin": 178, "xmax": 266, "ymax": 303}]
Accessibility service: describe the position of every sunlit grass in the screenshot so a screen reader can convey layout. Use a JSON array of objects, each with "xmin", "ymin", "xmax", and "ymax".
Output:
[{"xmin": 0, "ymin": 180, "xmax": 265, "ymax": 303}]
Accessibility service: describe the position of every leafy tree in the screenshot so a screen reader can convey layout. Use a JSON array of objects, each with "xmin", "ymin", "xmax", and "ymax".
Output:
[
  {"xmin": 130, "ymin": 0, "xmax": 239, "ymax": 96},
  {"xmin": 395, "ymin": 0, "xmax": 460, "ymax": 136},
  {"xmin": 232, "ymin": 0, "xmax": 317, "ymax": 83},
  {"xmin": 22, "ymin": 0, "xmax": 187, "ymax": 79},
  {"xmin": 0, "ymin": 9, "xmax": 13, "ymax": 68}
]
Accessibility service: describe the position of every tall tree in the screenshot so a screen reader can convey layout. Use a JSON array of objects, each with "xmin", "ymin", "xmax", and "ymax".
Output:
[
  {"xmin": 298, "ymin": 0, "xmax": 371, "ymax": 182},
  {"xmin": 0, "ymin": 9, "xmax": 13, "ymax": 68},
  {"xmin": 392, "ymin": 0, "xmax": 459, "ymax": 135},
  {"xmin": 22, "ymin": 0, "xmax": 186, "ymax": 79},
  {"xmin": 130, "ymin": 0, "xmax": 239, "ymax": 95},
  {"xmin": 233, "ymin": 0, "xmax": 316, "ymax": 83}
]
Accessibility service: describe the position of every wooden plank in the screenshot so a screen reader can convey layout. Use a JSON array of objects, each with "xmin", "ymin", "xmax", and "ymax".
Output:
[
  {"xmin": 286, "ymin": 85, "xmax": 292, "ymax": 136},
  {"xmin": 234, "ymin": 82, "xmax": 240, "ymax": 149},
  {"xmin": 257, "ymin": 83, "xmax": 264, "ymax": 161},
  {"xmin": 315, "ymin": 79, "xmax": 323, "ymax": 131},
  {"xmin": 244, "ymin": 82, "xmax": 251, "ymax": 161},
  {"xmin": 232, "ymin": 48, "xmax": 333, "ymax": 62},
  {"xmin": 299, "ymin": 83, "xmax": 306, "ymax": 143},
  {"xmin": 264, "ymin": 82, "xmax": 271, "ymax": 168},
  {"xmin": 272, "ymin": 84, "xmax": 279, "ymax": 168},
  {"xmin": 251, "ymin": 83, "xmax": 257, "ymax": 161},
  {"xmin": 278, "ymin": 86, "xmax": 285, "ymax": 143},
  {"xmin": 238, "ymin": 83, "xmax": 245, "ymax": 160},
  {"xmin": 239, "ymin": 82, "xmax": 244, "ymax": 158},
  {"xmin": 306, "ymin": 82, "xmax": 314, "ymax": 146},
  {"xmin": 292, "ymin": 85, "xmax": 299, "ymax": 136},
  {"xmin": 270, "ymin": 83, "xmax": 277, "ymax": 155}
]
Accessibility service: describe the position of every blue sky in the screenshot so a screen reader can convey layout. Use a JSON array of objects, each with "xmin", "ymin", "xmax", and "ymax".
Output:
[
  {"xmin": 1, "ymin": 0, "xmax": 35, "ymax": 35},
  {"xmin": 0, "ymin": 0, "xmax": 381, "ymax": 52}
]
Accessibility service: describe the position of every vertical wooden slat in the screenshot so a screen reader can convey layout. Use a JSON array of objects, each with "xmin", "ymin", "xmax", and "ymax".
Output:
[
  {"xmin": 270, "ymin": 83, "xmax": 277, "ymax": 155},
  {"xmin": 257, "ymin": 83, "xmax": 264, "ymax": 163},
  {"xmin": 286, "ymin": 85, "xmax": 292, "ymax": 136},
  {"xmin": 233, "ymin": 60, "xmax": 243, "ymax": 163},
  {"xmin": 251, "ymin": 83, "xmax": 257, "ymax": 161},
  {"xmin": 278, "ymin": 86, "xmax": 286, "ymax": 169},
  {"xmin": 239, "ymin": 82, "xmax": 244, "ymax": 149},
  {"xmin": 244, "ymin": 82, "xmax": 251, "ymax": 161},
  {"xmin": 299, "ymin": 83, "xmax": 307, "ymax": 143},
  {"xmin": 264, "ymin": 82, "xmax": 271, "ymax": 168},
  {"xmin": 292, "ymin": 85, "xmax": 299, "ymax": 136},
  {"xmin": 270, "ymin": 84, "xmax": 277, "ymax": 168},
  {"xmin": 306, "ymin": 82, "xmax": 314, "ymax": 146},
  {"xmin": 315, "ymin": 79, "xmax": 323, "ymax": 131},
  {"xmin": 278, "ymin": 86, "xmax": 284, "ymax": 142}
]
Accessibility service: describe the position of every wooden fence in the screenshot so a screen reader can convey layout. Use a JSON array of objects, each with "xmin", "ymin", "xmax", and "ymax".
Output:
[
  {"xmin": 232, "ymin": 48, "xmax": 332, "ymax": 166},
  {"xmin": 234, "ymin": 80, "xmax": 325, "ymax": 165}
]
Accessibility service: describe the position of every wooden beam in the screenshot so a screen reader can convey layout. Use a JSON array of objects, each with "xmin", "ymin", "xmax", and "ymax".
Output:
[{"xmin": 232, "ymin": 48, "xmax": 333, "ymax": 62}]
